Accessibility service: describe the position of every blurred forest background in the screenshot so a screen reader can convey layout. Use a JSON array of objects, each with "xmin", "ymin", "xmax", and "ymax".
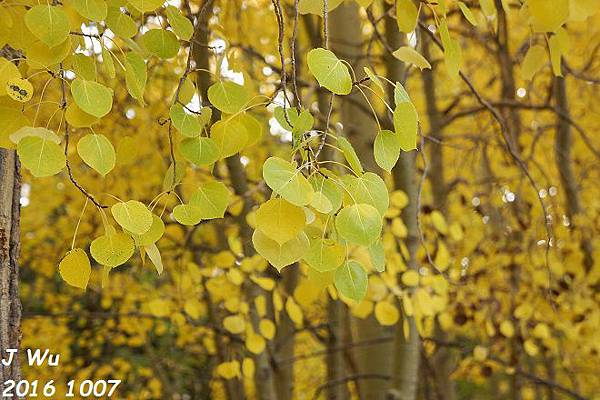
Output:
[{"xmin": 0, "ymin": 0, "xmax": 599, "ymax": 399}]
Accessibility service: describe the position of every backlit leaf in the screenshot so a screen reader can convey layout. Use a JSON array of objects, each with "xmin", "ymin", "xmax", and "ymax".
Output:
[
  {"xmin": 142, "ymin": 29, "xmax": 179, "ymax": 59},
  {"xmin": 336, "ymin": 204, "xmax": 382, "ymax": 246},
  {"xmin": 207, "ymin": 80, "xmax": 250, "ymax": 114},
  {"xmin": 170, "ymin": 104, "xmax": 201, "ymax": 137},
  {"xmin": 106, "ymin": 7, "xmax": 137, "ymax": 38},
  {"xmin": 307, "ymin": 48, "xmax": 352, "ymax": 95},
  {"xmin": 392, "ymin": 46, "xmax": 431, "ymax": 70},
  {"xmin": 304, "ymin": 238, "xmax": 345, "ymax": 272},
  {"xmin": 180, "ymin": 136, "xmax": 219, "ymax": 166},
  {"xmin": 252, "ymin": 230, "xmax": 309, "ymax": 272},
  {"xmin": 58, "ymin": 248, "xmax": 91, "ymax": 290},
  {"xmin": 17, "ymin": 136, "xmax": 66, "ymax": 177},
  {"xmin": 335, "ymin": 260, "xmax": 368, "ymax": 302},
  {"xmin": 173, "ymin": 204, "xmax": 202, "ymax": 225},
  {"xmin": 374, "ymin": 129, "xmax": 401, "ymax": 172},
  {"xmin": 90, "ymin": 233, "xmax": 135, "ymax": 268},
  {"xmin": 255, "ymin": 198, "xmax": 306, "ymax": 245},
  {"xmin": 111, "ymin": 200, "xmax": 153, "ymax": 235},
  {"xmin": 527, "ymin": 0, "xmax": 569, "ymax": 32},
  {"xmin": 520, "ymin": 45, "xmax": 547, "ymax": 80},
  {"xmin": 144, "ymin": 243, "xmax": 164, "ymax": 274},
  {"xmin": 72, "ymin": 0, "xmax": 107, "ymax": 21},
  {"xmin": 336, "ymin": 136, "xmax": 363, "ymax": 175},
  {"xmin": 263, "ymin": 157, "xmax": 314, "ymax": 206},
  {"xmin": 6, "ymin": 78, "xmax": 33, "ymax": 102},
  {"xmin": 25, "ymin": 5, "xmax": 70, "ymax": 48},
  {"xmin": 165, "ymin": 6, "xmax": 194, "ymax": 41},
  {"xmin": 71, "ymin": 79, "xmax": 114, "ymax": 118},
  {"xmin": 189, "ymin": 181, "xmax": 231, "ymax": 219},
  {"xmin": 393, "ymin": 102, "xmax": 418, "ymax": 151},
  {"xmin": 77, "ymin": 133, "xmax": 116, "ymax": 176}
]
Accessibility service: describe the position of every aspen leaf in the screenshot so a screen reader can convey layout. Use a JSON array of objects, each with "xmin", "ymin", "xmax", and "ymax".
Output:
[
  {"xmin": 374, "ymin": 129, "xmax": 401, "ymax": 172},
  {"xmin": 72, "ymin": 0, "xmax": 107, "ymax": 21},
  {"xmin": 71, "ymin": 79, "xmax": 113, "ymax": 118},
  {"xmin": 106, "ymin": 7, "xmax": 137, "ymax": 38},
  {"xmin": 298, "ymin": 0, "xmax": 344, "ymax": 15},
  {"xmin": 500, "ymin": 320, "xmax": 515, "ymax": 338},
  {"xmin": 342, "ymin": 172, "xmax": 389, "ymax": 216},
  {"xmin": 178, "ymin": 77, "xmax": 196, "ymax": 104},
  {"xmin": 210, "ymin": 117, "xmax": 248, "ymax": 159},
  {"xmin": 208, "ymin": 80, "xmax": 250, "ymax": 114},
  {"xmin": 239, "ymin": 112, "xmax": 263, "ymax": 146},
  {"xmin": 304, "ymin": 238, "xmax": 345, "ymax": 272},
  {"xmin": 0, "ymin": 108, "xmax": 29, "ymax": 149},
  {"xmin": 144, "ymin": 243, "xmax": 163, "ymax": 274},
  {"xmin": 90, "ymin": 233, "xmax": 135, "ymax": 268},
  {"xmin": 255, "ymin": 198, "xmax": 305, "ymax": 245},
  {"xmin": 285, "ymin": 298, "xmax": 303, "ymax": 326},
  {"xmin": 569, "ymin": 0, "xmax": 599, "ymax": 21},
  {"xmin": 25, "ymin": 38, "xmax": 72, "ymax": 69},
  {"xmin": 65, "ymin": 103, "xmax": 99, "ymax": 128},
  {"xmin": 148, "ymin": 299, "xmax": 171, "ymax": 317},
  {"xmin": 368, "ymin": 241, "xmax": 385, "ymax": 272},
  {"xmin": 242, "ymin": 358, "xmax": 255, "ymax": 378},
  {"xmin": 58, "ymin": 248, "xmax": 91, "ymax": 290},
  {"xmin": 473, "ymin": 345, "xmax": 488, "ymax": 361},
  {"xmin": 124, "ymin": 52, "xmax": 147, "ymax": 103},
  {"xmin": 520, "ymin": 45, "xmax": 547, "ymax": 81},
  {"xmin": 189, "ymin": 181, "xmax": 231, "ymax": 219},
  {"xmin": 375, "ymin": 301, "xmax": 400, "ymax": 326},
  {"xmin": 263, "ymin": 157, "xmax": 313, "ymax": 206},
  {"xmin": 165, "ymin": 6, "xmax": 194, "ymax": 41},
  {"xmin": 458, "ymin": 2, "xmax": 478, "ymax": 26},
  {"xmin": 17, "ymin": 136, "xmax": 66, "ymax": 177},
  {"xmin": 334, "ymin": 260, "xmax": 368, "ymax": 302},
  {"xmin": 392, "ymin": 47, "xmax": 431, "ymax": 70},
  {"xmin": 524, "ymin": 339, "xmax": 538, "ymax": 356},
  {"xmin": 246, "ymin": 331, "xmax": 266, "ymax": 354},
  {"xmin": 393, "ymin": 102, "xmax": 418, "ymax": 151},
  {"xmin": 170, "ymin": 104, "xmax": 201, "ymax": 137},
  {"xmin": 309, "ymin": 191, "xmax": 333, "ymax": 214},
  {"xmin": 142, "ymin": 29, "xmax": 179, "ymax": 59},
  {"xmin": 111, "ymin": 200, "xmax": 153, "ymax": 235},
  {"xmin": 6, "ymin": 78, "xmax": 33, "ymax": 102},
  {"xmin": 274, "ymin": 106, "xmax": 299, "ymax": 131},
  {"xmin": 250, "ymin": 276, "xmax": 276, "ymax": 291},
  {"xmin": 252, "ymin": 230, "xmax": 309, "ymax": 272},
  {"xmin": 527, "ymin": 0, "xmax": 569, "ymax": 32},
  {"xmin": 402, "ymin": 270, "xmax": 420, "ymax": 286},
  {"xmin": 259, "ymin": 319, "xmax": 276, "ymax": 339},
  {"xmin": 548, "ymin": 34, "xmax": 563, "ymax": 76},
  {"xmin": 10, "ymin": 127, "xmax": 60, "ymax": 145},
  {"xmin": 431, "ymin": 210, "xmax": 448, "ymax": 234},
  {"xmin": 180, "ymin": 136, "xmax": 219, "ymax": 166},
  {"xmin": 77, "ymin": 133, "xmax": 116, "ymax": 177},
  {"xmin": 173, "ymin": 204, "xmax": 203, "ymax": 225},
  {"xmin": 363, "ymin": 66, "xmax": 385, "ymax": 97},
  {"xmin": 479, "ymin": 0, "xmax": 495, "ymax": 17},
  {"xmin": 223, "ymin": 315, "xmax": 246, "ymax": 334},
  {"xmin": 25, "ymin": 5, "xmax": 70, "ymax": 48},
  {"xmin": 0, "ymin": 58, "xmax": 21, "ymax": 97},
  {"xmin": 434, "ymin": 241, "xmax": 450, "ymax": 271},
  {"xmin": 337, "ymin": 136, "xmax": 364, "ymax": 175},
  {"xmin": 216, "ymin": 361, "xmax": 241, "ymax": 379},
  {"xmin": 307, "ymin": 48, "xmax": 352, "ymax": 95},
  {"xmin": 336, "ymin": 204, "xmax": 382, "ymax": 246},
  {"xmin": 394, "ymin": 82, "xmax": 411, "ymax": 104},
  {"xmin": 128, "ymin": 0, "xmax": 164, "ymax": 12},
  {"xmin": 396, "ymin": 0, "xmax": 418, "ymax": 32},
  {"xmin": 309, "ymin": 173, "xmax": 342, "ymax": 213},
  {"xmin": 129, "ymin": 214, "xmax": 165, "ymax": 246}
]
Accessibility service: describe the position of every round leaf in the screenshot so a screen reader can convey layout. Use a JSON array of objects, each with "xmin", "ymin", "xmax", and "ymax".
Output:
[
  {"xmin": 71, "ymin": 79, "xmax": 114, "ymax": 118},
  {"xmin": 342, "ymin": 172, "xmax": 389, "ymax": 216},
  {"xmin": 334, "ymin": 260, "xmax": 368, "ymax": 302},
  {"xmin": 142, "ymin": 29, "xmax": 179, "ymax": 59},
  {"xmin": 111, "ymin": 200, "xmax": 153, "ymax": 235},
  {"xmin": 180, "ymin": 136, "xmax": 219, "ymax": 166},
  {"xmin": 307, "ymin": 48, "xmax": 352, "ymax": 95},
  {"xmin": 336, "ymin": 204, "xmax": 382, "ymax": 246},
  {"xmin": 263, "ymin": 157, "xmax": 313, "ymax": 206},
  {"xmin": 189, "ymin": 181, "xmax": 231, "ymax": 219},
  {"xmin": 252, "ymin": 230, "xmax": 309, "ymax": 272},
  {"xmin": 72, "ymin": 0, "xmax": 107, "ymax": 21},
  {"xmin": 170, "ymin": 104, "xmax": 201, "ymax": 137},
  {"xmin": 173, "ymin": 204, "xmax": 202, "ymax": 225},
  {"xmin": 255, "ymin": 198, "xmax": 306, "ymax": 245},
  {"xmin": 17, "ymin": 136, "xmax": 66, "ymax": 177},
  {"xmin": 6, "ymin": 78, "xmax": 33, "ymax": 102},
  {"xmin": 77, "ymin": 133, "xmax": 116, "ymax": 176},
  {"xmin": 304, "ymin": 238, "xmax": 345, "ymax": 272},
  {"xmin": 90, "ymin": 233, "xmax": 135, "ymax": 268},
  {"xmin": 58, "ymin": 248, "xmax": 91, "ymax": 290},
  {"xmin": 207, "ymin": 81, "xmax": 250, "ymax": 114},
  {"xmin": 129, "ymin": 214, "xmax": 165, "ymax": 246},
  {"xmin": 25, "ymin": 5, "xmax": 70, "ymax": 48}
]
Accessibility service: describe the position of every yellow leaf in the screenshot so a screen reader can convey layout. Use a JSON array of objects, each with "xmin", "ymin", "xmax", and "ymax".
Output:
[
  {"xmin": 259, "ymin": 319, "xmax": 276, "ymax": 340},
  {"xmin": 527, "ymin": 0, "xmax": 569, "ymax": 32},
  {"xmin": 246, "ymin": 331, "xmax": 266, "ymax": 354},
  {"xmin": 242, "ymin": 358, "xmax": 255, "ymax": 378},
  {"xmin": 500, "ymin": 320, "xmax": 515, "ymax": 338},
  {"xmin": 58, "ymin": 248, "xmax": 91, "ymax": 290},
  {"xmin": 255, "ymin": 198, "xmax": 306, "ymax": 245},
  {"xmin": 430, "ymin": 210, "xmax": 448, "ymax": 234},
  {"xmin": 401, "ymin": 270, "xmax": 420, "ymax": 287},
  {"xmin": 216, "ymin": 361, "xmax": 241, "ymax": 380},
  {"xmin": 351, "ymin": 300, "xmax": 374, "ymax": 319},
  {"xmin": 250, "ymin": 276, "xmax": 276, "ymax": 291},
  {"xmin": 374, "ymin": 301, "xmax": 400, "ymax": 326},
  {"xmin": 524, "ymin": 339, "xmax": 539, "ymax": 356},
  {"xmin": 6, "ymin": 78, "xmax": 33, "ymax": 102},
  {"xmin": 392, "ymin": 46, "xmax": 431, "ymax": 70},
  {"xmin": 148, "ymin": 299, "xmax": 171, "ymax": 318},
  {"xmin": 223, "ymin": 315, "xmax": 246, "ymax": 334},
  {"xmin": 285, "ymin": 297, "xmax": 303, "ymax": 327},
  {"xmin": 473, "ymin": 345, "xmax": 488, "ymax": 361},
  {"xmin": 520, "ymin": 45, "xmax": 547, "ymax": 81},
  {"xmin": 396, "ymin": 0, "xmax": 418, "ymax": 32}
]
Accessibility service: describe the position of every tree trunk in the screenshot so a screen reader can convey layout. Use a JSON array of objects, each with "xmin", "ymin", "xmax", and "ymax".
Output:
[
  {"xmin": 0, "ymin": 149, "xmax": 22, "ymax": 391},
  {"xmin": 385, "ymin": 6, "xmax": 421, "ymax": 400}
]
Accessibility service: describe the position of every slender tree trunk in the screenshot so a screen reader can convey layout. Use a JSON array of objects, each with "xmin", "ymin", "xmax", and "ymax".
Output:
[
  {"xmin": 329, "ymin": 4, "xmax": 394, "ymax": 400},
  {"xmin": 553, "ymin": 76, "xmax": 593, "ymax": 272},
  {"xmin": 385, "ymin": 6, "xmax": 420, "ymax": 400},
  {"xmin": 0, "ymin": 149, "xmax": 22, "ymax": 391}
]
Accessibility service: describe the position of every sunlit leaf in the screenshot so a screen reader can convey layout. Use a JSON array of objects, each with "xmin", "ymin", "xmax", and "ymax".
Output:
[
  {"xmin": 263, "ymin": 157, "xmax": 313, "ymax": 206},
  {"xmin": 336, "ymin": 204, "xmax": 382, "ymax": 246},
  {"xmin": 334, "ymin": 260, "xmax": 368, "ymax": 302},
  {"xmin": 252, "ymin": 230, "xmax": 309, "ymax": 272},
  {"xmin": 17, "ymin": 136, "xmax": 66, "ymax": 177},
  {"xmin": 58, "ymin": 248, "xmax": 91, "ymax": 290},
  {"xmin": 90, "ymin": 233, "xmax": 135, "ymax": 268},
  {"xmin": 111, "ymin": 200, "xmax": 153, "ymax": 235},
  {"xmin": 307, "ymin": 48, "xmax": 352, "ymax": 95},
  {"xmin": 77, "ymin": 133, "xmax": 116, "ymax": 177},
  {"xmin": 71, "ymin": 79, "xmax": 114, "ymax": 118},
  {"xmin": 255, "ymin": 198, "xmax": 306, "ymax": 245},
  {"xmin": 25, "ymin": 5, "xmax": 70, "ymax": 47},
  {"xmin": 189, "ymin": 181, "xmax": 231, "ymax": 219}
]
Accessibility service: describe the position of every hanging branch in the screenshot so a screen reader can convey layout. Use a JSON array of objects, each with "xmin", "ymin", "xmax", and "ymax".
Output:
[{"xmin": 58, "ymin": 65, "xmax": 107, "ymax": 209}]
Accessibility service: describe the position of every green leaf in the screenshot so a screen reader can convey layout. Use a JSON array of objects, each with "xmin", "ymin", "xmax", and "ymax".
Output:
[
  {"xmin": 363, "ymin": 66, "xmax": 385, "ymax": 97},
  {"xmin": 374, "ymin": 130, "xmax": 401, "ymax": 172},
  {"xmin": 129, "ymin": 214, "xmax": 165, "ymax": 246},
  {"xmin": 304, "ymin": 238, "xmax": 345, "ymax": 272},
  {"xmin": 124, "ymin": 52, "xmax": 147, "ymax": 104},
  {"xmin": 392, "ymin": 46, "xmax": 431, "ymax": 70},
  {"xmin": 170, "ymin": 104, "xmax": 201, "ymax": 137},
  {"xmin": 90, "ymin": 233, "xmax": 135, "ymax": 268},
  {"xmin": 77, "ymin": 133, "xmax": 116, "ymax": 177},
  {"xmin": 520, "ymin": 45, "xmax": 547, "ymax": 81},
  {"xmin": 274, "ymin": 106, "xmax": 299, "ymax": 131},
  {"xmin": 144, "ymin": 243, "xmax": 164, "ymax": 274},
  {"xmin": 393, "ymin": 102, "xmax": 418, "ymax": 151},
  {"xmin": 335, "ymin": 260, "xmax": 368, "ymax": 302},
  {"xmin": 343, "ymin": 172, "xmax": 389, "ymax": 216},
  {"xmin": 207, "ymin": 80, "xmax": 250, "ymax": 114},
  {"xmin": 173, "ymin": 204, "xmax": 202, "ymax": 225},
  {"xmin": 309, "ymin": 173, "xmax": 342, "ymax": 214},
  {"xmin": 58, "ymin": 248, "xmax": 91, "ymax": 290},
  {"xmin": 307, "ymin": 48, "xmax": 352, "ymax": 95},
  {"xmin": 127, "ymin": 0, "xmax": 164, "ymax": 12},
  {"xmin": 111, "ymin": 200, "xmax": 153, "ymax": 235},
  {"xmin": 180, "ymin": 136, "xmax": 219, "ymax": 166},
  {"xmin": 396, "ymin": 0, "xmax": 418, "ymax": 32},
  {"xmin": 255, "ymin": 198, "xmax": 306, "ymax": 245},
  {"xmin": 70, "ymin": 54, "xmax": 97, "ymax": 80},
  {"xmin": 263, "ymin": 156, "xmax": 314, "ymax": 206},
  {"xmin": 239, "ymin": 112, "xmax": 263, "ymax": 147},
  {"xmin": 252, "ymin": 230, "xmax": 309, "ymax": 272},
  {"xmin": 72, "ymin": 0, "xmax": 107, "ymax": 21},
  {"xmin": 337, "ymin": 136, "xmax": 363, "ymax": 175},
  {"xmin": 25, "ymin": 5, "xmax": 70, "ymax": 48},
  {"xmin": 210, "ymin": 117, "xmax": 248, "ymax": 159},
  {"xmin": 394, "ymin": 82, "xmax": 411, "ymax": 104},
  {"xmin": 10, "ymin": 127, "xmax": 61, "ymax": 145},
  {"xmin": 17, "ymin": 136, "xmax": 66, "ymax": 177},
  {"xmin": 106, "ymin": 7, "xmax": 138, "ymax": 38},
  {"xmin": 457, "ymin": 2, "xmax": 478, "ymax": 26},
  {"xmin": 165, "ymin": 6, "xmax": 194, "ymax": 41},
  {"xmin": 101, "ymin": 48, "xmax": 116, "ymax": 79},
  {"xmin": 189, "ymin": 181, "xmax": 231, "ymax": 219},
  {"xmin": 162, "ymin": 161, "xmax": 185, "ymax": 192},
  {"xmin": 71, "ymin": 79, "xmax": 114, "ymax": 118},
  {"xmin": 142, "ymin": 29, "xmax": 179, "ymax": 59},
  {"xmin": 336, "ymin": 204, "xmax": 382, "ymax": 246},
  {"xmin": 368, "ymin": 240, "xmax": 385, "ymax": 272}
]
